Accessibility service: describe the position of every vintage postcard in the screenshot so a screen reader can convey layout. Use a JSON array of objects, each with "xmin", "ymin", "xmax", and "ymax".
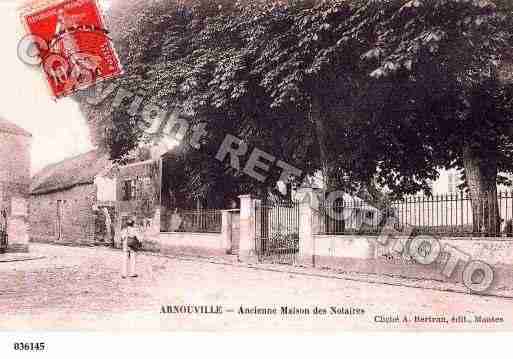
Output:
[{"xmin": 2, "ymin": 0, "xmax": 513, "ymax": 352}]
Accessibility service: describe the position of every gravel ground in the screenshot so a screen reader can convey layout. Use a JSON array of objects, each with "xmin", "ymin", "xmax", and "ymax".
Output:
[{"xmin": 0, "ymin": 244, "xmax": 512, "ymax": 331}]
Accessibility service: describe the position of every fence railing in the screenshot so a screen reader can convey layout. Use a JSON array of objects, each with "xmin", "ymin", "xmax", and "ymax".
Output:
[
  {"xmin": 313, "ymin": 198, "xmax": 386, "ymax": 235},
  {"xmin": 391, "ymin": 191, "xmax": 513, "ymax": 237},
  {"xmin": 313, "ymin": 191, "xmax": 513, "ymax": 237},
  {"xmin": 161, "ymin": 209, "xmax": 222, "ymax": 233},
  {"xmin": 255, "ymin": 198, "xmax": 300, "ymax": 264}
]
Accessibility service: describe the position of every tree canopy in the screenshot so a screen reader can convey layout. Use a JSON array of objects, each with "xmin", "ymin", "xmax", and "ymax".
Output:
[{"xmin": 75, "ymin": 0, "xmax": 513, "ymax": 215}]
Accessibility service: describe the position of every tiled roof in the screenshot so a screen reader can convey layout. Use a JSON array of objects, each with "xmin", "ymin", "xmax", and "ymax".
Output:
[{"xmin": 31, "ymin": 149, "xmax": 111, "ymax": 195}]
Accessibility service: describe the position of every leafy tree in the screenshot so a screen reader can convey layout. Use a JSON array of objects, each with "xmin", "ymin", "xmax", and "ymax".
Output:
[
  {"xmin": 77, "ymin": 0, "xmax": 319, "ymax": 204},
  {"xmin": 358, "ymin": 0, "xmax": 513, "ymax": 233},
  {"xmin": 75, "ymin": 0, "xmax": 513, "ymax": 235}
]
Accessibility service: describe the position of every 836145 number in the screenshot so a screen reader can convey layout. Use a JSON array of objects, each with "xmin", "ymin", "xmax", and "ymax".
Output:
[{"xmin": 13, "ymin": 342, "xmax": 46, "ymax": 351}]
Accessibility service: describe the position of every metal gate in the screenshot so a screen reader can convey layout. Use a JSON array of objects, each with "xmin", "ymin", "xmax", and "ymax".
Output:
[
  {"xmin": 255, "ymin": 197, "xmax": 299, "ymax": 264},
  {"xmin": 0, "ymin": 209, "xmax": 7, "ymax": 253}
]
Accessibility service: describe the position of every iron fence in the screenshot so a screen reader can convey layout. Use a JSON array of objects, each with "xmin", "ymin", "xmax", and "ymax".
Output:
[
  {"xmin": 162, "ymin": 209, "xmax": 222, "ymax": 233},
  {"xmin": 255, "ymin": 198, "xmax": 300, "ymax": 264},
  {"xmin": 313, "ymin": 191, "xmax": 513, "ymax": 237},
  {"xmin": 391, "ymin": 191, "xmax": 513, "ymax": 237},
  {"xmin": 313, "ymin": 198, "xmax": 385, "ymax": 235}
]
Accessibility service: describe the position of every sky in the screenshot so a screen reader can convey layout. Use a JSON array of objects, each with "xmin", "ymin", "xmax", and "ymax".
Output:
[{"xmin": 0, "ymin": 0, "xmax": 114, "ymax": 174}]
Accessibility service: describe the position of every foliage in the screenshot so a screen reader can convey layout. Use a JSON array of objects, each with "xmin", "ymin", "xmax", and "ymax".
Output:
[{"xmin": 75, "ymin": 0, "xmax": 513, "ymax": 205}]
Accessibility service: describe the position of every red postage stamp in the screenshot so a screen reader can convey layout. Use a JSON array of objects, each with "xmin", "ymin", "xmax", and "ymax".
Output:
[{"xmin": 20, "ymin": 0, "xmax": 123, "ymax": 99}]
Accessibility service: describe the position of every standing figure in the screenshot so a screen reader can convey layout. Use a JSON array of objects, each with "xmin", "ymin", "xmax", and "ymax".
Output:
[
  {"xmin": 102, "ymin": 207, "xmax": 115, "ymax": 247},
  {"xmin": 120, "ymin": 217, "xmax": 140, "ymax": 278}
]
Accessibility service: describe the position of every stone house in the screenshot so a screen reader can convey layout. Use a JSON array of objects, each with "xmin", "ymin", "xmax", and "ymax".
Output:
[
  {"xmin": 29, "ymin": 149, "xmax": 162, "ymax": 246},
  {"xmin": 29, "ymin": 149, "xmax": 113, "ymax": 245},
  {"xmin": 0, "ymin": 117, "xmax": 32, "ymax": 252},
  {"xmin": 28, "ymin": 147, "xmax": 243, "ymax": 256},
  {"xmin": 0, "ymin": 118, "xmax": 32, "ymax": 211},
  {"xmin": 105, "ymin": 159, "xmax": 161, "ymax": 246}
]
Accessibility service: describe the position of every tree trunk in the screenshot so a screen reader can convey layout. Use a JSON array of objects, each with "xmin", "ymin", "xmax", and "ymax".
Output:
[
  {"xmin": 285, "ymin": 183, "xmax": 293, "ymax": 202},
  {"xmin": 462, "ymin": 144, "xmax": 501, "ymax": 236},
  {"xmin": 311, "ymin": 96, "xmax": 335, "ymax": 192},
  {"xmin": 311, "ymin": 96, "xmax": 345, "ymax": 234}
]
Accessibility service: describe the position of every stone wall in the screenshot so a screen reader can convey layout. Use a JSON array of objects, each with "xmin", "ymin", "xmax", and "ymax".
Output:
[
  {"xmin": 0, "ymin": 131, "xmax": 31, "ymax": 214},
  {"xmin": 236, "ymin": 190, "xmax": 513, "ymax": 294},
  {"xmin": 29, "ymin": 184, "xmax": 97, "ymax": 245},
  {"xmin": 310, "ymin": 234, "xmax": 513, "ymax": 294},
  {"xmin": 115, "ymin": 211, "xmax": 232, "ymax": 258},
  {"xmin": 144, "ymin": 231, "xmax": 230, "ymax": 257},
  {"xmin": 4, "ymin": 197, "xmax": 29, "ymax": 253},
  {"xmin": 313, "ymin": 235, "xmax": 377, "ymax": 272}
]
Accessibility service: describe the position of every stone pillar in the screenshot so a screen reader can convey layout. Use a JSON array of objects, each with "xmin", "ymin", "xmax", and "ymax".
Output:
[
  {"xmin": 297, "ymin": 188, "xmax": 318, "ymax": 267},
  {"xmin": 7, "ymin": 197, "xmax": 29, "ymax": 253},
  {"xmin": 238, "ymin": 194, "xmax": 258, "ymax": 263},
  {"xmin": 221, "ymin": 210, "xmax": 232, "ymax": 254}
]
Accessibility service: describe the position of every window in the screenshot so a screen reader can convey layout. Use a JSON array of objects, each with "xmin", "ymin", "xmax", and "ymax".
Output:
[
  {"xmin": 136, "ymin": 178, "xmax": 143, "ymax": 199},
  {"xmin": 122, "ymin": 177, "xmax": 149, "ymax": 201},
  {"xmin": 123, "ymin": 179, "xmax": 137, "ymax": 201}
]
